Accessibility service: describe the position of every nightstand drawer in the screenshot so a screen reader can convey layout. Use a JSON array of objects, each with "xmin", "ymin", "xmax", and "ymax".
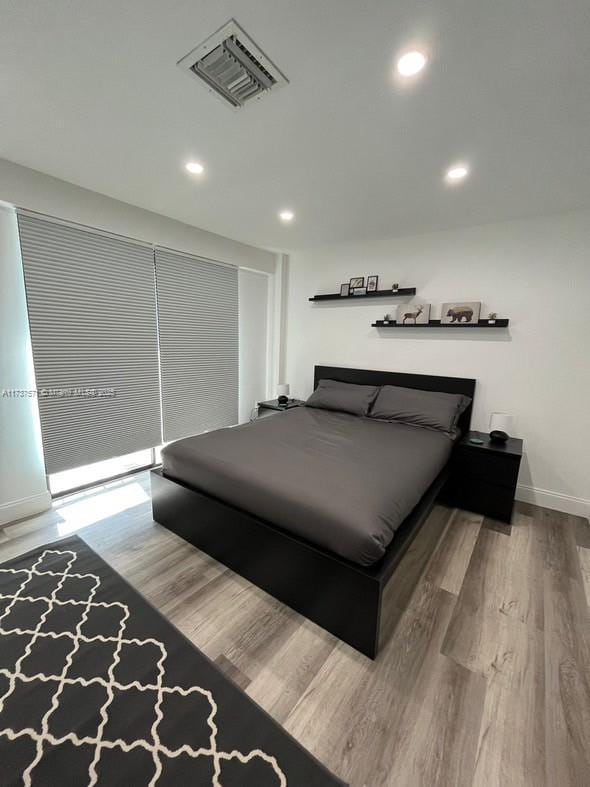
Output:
[
  {"xmin": 256, "ymin": 407, "xmax": 280, "ymax": 419},
  {"xmin": 454, "ymin": 450, "xmax": 520, "ymax": 489},
  {"xmin": 450, "ymin": 478, "xmax": 517, "ymax": 523},
  {"xmin": 256, "ymin": 400, "xmax": 305, "ymax": 419}
]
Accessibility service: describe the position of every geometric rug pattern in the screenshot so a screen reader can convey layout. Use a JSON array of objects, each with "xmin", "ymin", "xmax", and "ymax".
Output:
[{"xmin": 0, "ymin": 537, "xmax": 345, "ymax": 786}]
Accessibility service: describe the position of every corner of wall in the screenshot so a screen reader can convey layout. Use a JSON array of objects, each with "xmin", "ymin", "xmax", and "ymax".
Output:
[
  {"xmin": 269, "ymin": 253, "xmax": 290, "ymax": 394},
  {"xmin": 0, "ymin": 202, "xmax": 50, "ymax": 525}
]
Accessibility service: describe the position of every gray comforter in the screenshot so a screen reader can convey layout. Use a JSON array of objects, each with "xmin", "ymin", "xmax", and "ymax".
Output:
[{"xmin": 161, "ymin": 407, "xmax": 454, "ymax": 566}]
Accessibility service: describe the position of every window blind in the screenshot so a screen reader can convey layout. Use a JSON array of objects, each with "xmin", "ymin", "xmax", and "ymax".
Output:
[
  {"xmin": 155, "ymin": 247, "xmax": 239, "ymax": 441},
  {"xmin": 17, "ymin": 212, "xmax": 162, "ymax": 474}
]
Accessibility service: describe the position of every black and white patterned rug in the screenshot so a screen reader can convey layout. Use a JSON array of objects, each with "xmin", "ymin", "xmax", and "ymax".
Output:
[{"xmin": 0, "ymin": 536, "xmax": 344, "ymax": 786}]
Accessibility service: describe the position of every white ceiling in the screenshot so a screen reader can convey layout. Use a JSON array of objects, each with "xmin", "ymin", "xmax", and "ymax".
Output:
[{"xmin": 1, "ymin": 0, "xmax": 589, "ymax": 251}]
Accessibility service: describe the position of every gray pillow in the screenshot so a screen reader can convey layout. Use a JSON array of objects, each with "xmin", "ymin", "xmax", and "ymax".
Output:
[
  {"xmin": 370, "ymin": 385, "xmax": 471, "ymax": 434},
  {"xmin": 305, "ymin": 379, "xmax": 379, "ymax": 417}
]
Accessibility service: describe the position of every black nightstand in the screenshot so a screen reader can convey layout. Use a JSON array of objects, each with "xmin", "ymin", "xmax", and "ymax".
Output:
[
  {"xmin": 442, "ymin": 430, "xmax": 523, "ymax": 523},
  {"xmin": 256, "ymin": 399, "xmax": 305, "ymax": 418}
]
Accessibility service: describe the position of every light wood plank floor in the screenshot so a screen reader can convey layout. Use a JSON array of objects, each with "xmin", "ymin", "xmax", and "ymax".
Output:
[{"xmin": 1, "ymin": 472, "xmax": 589, "ymax": 787}]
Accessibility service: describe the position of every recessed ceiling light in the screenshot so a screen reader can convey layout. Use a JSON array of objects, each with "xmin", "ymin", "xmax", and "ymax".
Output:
[
  {"xmin": 445, "ymin": 164, "xmax": 470, "ymax": 183},
  {"xmin": 396, "ymin": 51, "xmax": 428, "ymax": 77},
  {"xmin": 279, "ymin": 210, "xmax": 294, "ymax": 223},
  {"xmin": 185, "ymin": 161, "xmax": 204, "ymax": 175}
]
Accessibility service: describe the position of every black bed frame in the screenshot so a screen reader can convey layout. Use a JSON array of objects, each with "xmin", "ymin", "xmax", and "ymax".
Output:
[{"xmin": 151, "ymin": 366, "xmax": 476, "ymax": 658}]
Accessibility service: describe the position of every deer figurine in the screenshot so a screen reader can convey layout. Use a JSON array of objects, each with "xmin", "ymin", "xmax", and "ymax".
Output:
[{"xmin": 402, "ymin": 304, "xmax": 424, "ymax": 324}]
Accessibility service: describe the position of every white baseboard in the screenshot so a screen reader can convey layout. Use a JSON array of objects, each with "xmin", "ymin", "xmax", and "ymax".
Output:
[
  {"xmin": 0, "ymin": 490, "xmax": 51, "ymax": 527},
  {"xmin": 516, "ymin": 484, "xmax": 590, "ymax": 520}
]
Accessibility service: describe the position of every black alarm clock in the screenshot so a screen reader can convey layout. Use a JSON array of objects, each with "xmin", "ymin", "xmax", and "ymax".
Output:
[{"xmin": 489, "ymin": 429, "xmax": 509, "ymax": 444}]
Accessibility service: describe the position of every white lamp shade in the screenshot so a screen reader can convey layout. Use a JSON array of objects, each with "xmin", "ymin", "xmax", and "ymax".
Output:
[
  {"xmin": 489, "ymin": 412, "xmax": 514, "ymax": 435},
  {"xmin": 277, "ymin": 383, "xmax": 290, "ymax": 397}
]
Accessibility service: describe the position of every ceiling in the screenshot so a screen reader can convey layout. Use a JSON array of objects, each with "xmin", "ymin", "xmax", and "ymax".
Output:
[{"xmin": 1, "ymin": 0, "xmax": 589, "ymax": 251}]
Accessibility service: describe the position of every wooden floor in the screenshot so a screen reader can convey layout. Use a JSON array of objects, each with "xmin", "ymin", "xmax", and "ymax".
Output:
[{"xmin": 1, "ymin": 471, "xmax": 589, "ymax": 787}]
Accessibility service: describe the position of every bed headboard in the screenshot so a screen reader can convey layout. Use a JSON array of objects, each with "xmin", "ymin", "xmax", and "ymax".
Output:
[{"xmin": 313, "ymin": 365, "xmax": 476, "ymax": 435}]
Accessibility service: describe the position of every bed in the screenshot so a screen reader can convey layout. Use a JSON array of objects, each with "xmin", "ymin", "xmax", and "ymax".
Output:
[{"xmin": 151, "ymin": 366, "xmax": 476, "ymax": 658}]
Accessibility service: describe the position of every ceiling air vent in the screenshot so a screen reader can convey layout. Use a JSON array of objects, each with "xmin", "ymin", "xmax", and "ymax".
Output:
[{"xmin": 177, "ymin": 19, "xmax": 288, "ymax": 109}]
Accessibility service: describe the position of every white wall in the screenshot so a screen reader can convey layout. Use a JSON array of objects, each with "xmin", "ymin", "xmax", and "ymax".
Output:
[
  {"xmin": 0, "ymin": 204, "xmax": 51, "ymax": 524},
  {"xmin": 0, "ymin": 158, "xmax": 277, "ymax": 274},
  {"xmin": 285, "ymin": 209, "xmax": 590, "ymax": 518},
  {"xmin": 239, "ymin": 269, "xmax": 270, "ymax": 423}
]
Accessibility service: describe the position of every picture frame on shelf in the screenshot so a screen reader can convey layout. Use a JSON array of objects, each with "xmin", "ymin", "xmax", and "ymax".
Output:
[
  {"xmin": 340, "ymin": 283, "xmax": 350, "ymax": 297},
  {"xmin": 353, "ymin": 287, "xmax": 367, "ymax": 296},
  {"xmin": 367, "ymin": 275, "xmax": 378, "ymax": 292},
  {"xmin": 349, "ymin": 276, "xmax": 364, "ymax": 289},
  {"xmin": 441, "ymin": 301, "xmax": 481, "ymax": 325},
  {"xmin": 397, "ymin": 303, "xmax": 431, "ymax": 325}
]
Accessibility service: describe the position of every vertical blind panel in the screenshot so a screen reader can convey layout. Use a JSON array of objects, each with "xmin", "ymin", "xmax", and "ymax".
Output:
[
  {"xmin": 17, "ymin": 214, "xmax": 162, "ymax": 473},
  {"xmin": 155, "ymin": 248, "xmax": 238, "ymax": 441}
]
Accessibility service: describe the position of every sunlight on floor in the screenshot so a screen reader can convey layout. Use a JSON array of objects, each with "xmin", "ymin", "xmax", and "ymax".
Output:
[
  {"xmin": 54, "ymin": 478, "xmax": 150, "ymax": 535},
  {"xmin": 49, "ymin": 449, "xmax": 154, "ymax": 495}
]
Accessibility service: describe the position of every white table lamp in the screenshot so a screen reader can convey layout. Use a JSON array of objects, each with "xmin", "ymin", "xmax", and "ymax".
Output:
[{"xmin": 489, "ymin": 412, "xmax": 514, "ymax": 443}]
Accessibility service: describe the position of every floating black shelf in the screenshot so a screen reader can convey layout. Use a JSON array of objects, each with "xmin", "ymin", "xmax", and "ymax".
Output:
[
  {"xmin": 372, "ymin": 319, "xmax": 510, "ymax": 329},
  {"xmin": 309, "ymin": 287, "xmax": 416, "ymax": 302}
]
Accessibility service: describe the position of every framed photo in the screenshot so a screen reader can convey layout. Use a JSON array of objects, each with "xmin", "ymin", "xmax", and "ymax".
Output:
[
  {"xmin": 353, "ymin": 287, "xmax": 367, "ymax": 296},
  {"xmin": 441, "ymin": 301, "xmax": 481, "ymax": 325},
  {"xmin": 349, "ymin": 276, "xmax": 364, "ymax": 289},
  {"xmin": 340, "ymin": 283, "xmax": 350, "ymax": 297},
  {"xmin": 396, "ymin": 303, "xmax": 431, "ymax": 325},
  {"xmin": 367, "ymin": 275, "xmax": 379, "ymax": 292}
]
